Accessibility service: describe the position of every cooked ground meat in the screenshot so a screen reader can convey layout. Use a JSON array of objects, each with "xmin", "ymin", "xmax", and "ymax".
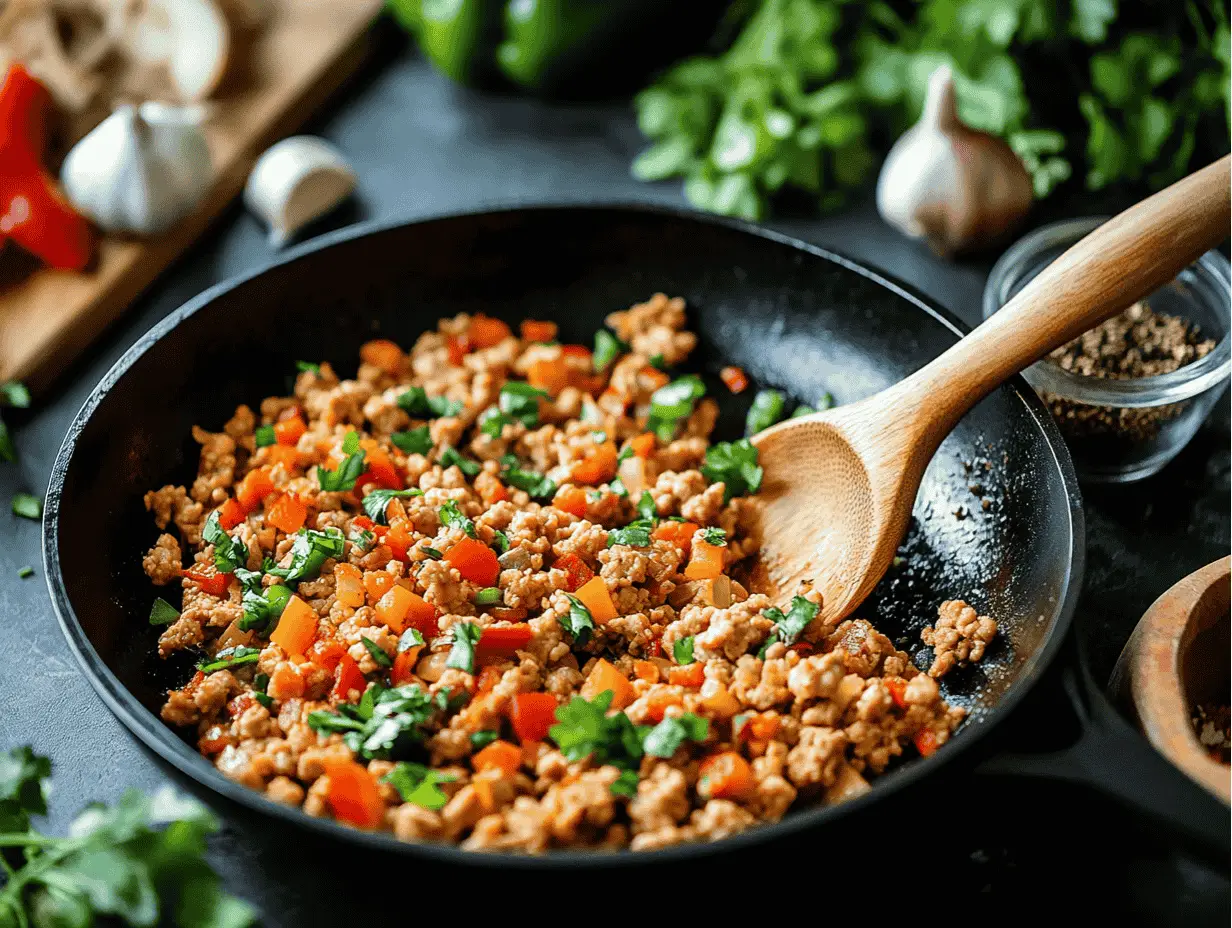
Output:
[{"xmin": 144, "ymin": 298, "xmax": 977, "ymax": 853}]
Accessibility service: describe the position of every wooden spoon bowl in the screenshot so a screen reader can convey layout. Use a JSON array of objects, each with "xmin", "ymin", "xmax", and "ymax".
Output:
[{"xmin": 1111, "ymin": 558, "xmax": 1231, "ymax": 804}]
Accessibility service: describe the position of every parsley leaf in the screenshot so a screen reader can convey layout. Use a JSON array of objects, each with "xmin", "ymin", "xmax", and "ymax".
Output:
[
  {"xmin": 439, "ymin": 500, "xmax": 477, "ymax": 538},
  {"xmin": 11, "ymin": 492, "xmax": 42, "ymax": 520},
  {"xmin": 560, "ymin": 594, "xmax": 596, "ymax": 645},
  {"xmin": 391, "ymin": 425, "xmax": 433, "ymax": 455},
  {"xmin": 439, "ymin": 446, "xmax": 481, "ymax": 477},
  {"xmin": 701, "ymin": 439, "xmax": 763, "ymax": 501},
  {"xmin": 478, "ymin": 406, "xmax": 509, "ymax": 438},
  {"xmin": 202, "ymin": 510, "xmax": 249, "ymax": 573},
  {"xmin": 398, "ymin": 628, "xmax": 425, "ymax": 652},
  {"xmin": 197, "ymin": 645, "xmax": 262, "ymax": 673},
  {"xmin": 699, "ymin": 526, "xmax": 727, "ymax": 546},
  {"xmin": 397, "ymin": 387, "xmax": 464, "ymax": 419},
  {"xmin": 445, "ymin": 621, "xmax": 483, "ymax": 673},
  {"xmin": 381, "ymin": 762, "xmax": 454, "ymax": 811},
  {"xmin": 1, "ymin": 380, "xmax": 30, "ymax": 408},
  {"xmin": 421, "ymin": 545, "xmax": 443, "ymax": 559},
  {"xmin": 362, "ymin": 637, "xmax": 393, "ymax": 668},
  {"xmin": 549, "ymin": 691, "xmax": 648, "ymax": 771},
  {"xmin": 240, "ymin": 584, "xmax": 292, "ymax": 633},
  {"xmin": 642, "ymin": 713, "xmax": 709, "ymax": 758},
  {"xmin": 647, "ymin": 375, "xmax": 705, "ymax": 442},
  {"xmin": 296, "ymin": 360, "xmax": 321, "ymax": 374},
  {"xmin": 673, "ymin": 636, "xmax": 695, "ymax": 665},
  {"xmin": 592, "ymin": 329, "xmax": 628, "ymax": 371},
  {"xmin": 758, "ymin": 595, "xmax": 821, "ymax": 657},
  {"xmin": 498, "ymin": 382, "xmax": 548, "ymax": 428},
  {"xmin": 610, "ymin": 769, "xmax": 641, "ymax": 797},
  {"xmin": 636, "ymin": 490, "xmax": 658, "ymax": 523},
  {"xmin": 745, "ymin": 388, "xmax": 786, "ymax": 435},
  {"xmin": 362, "ymin": 487, "xmax": 424, "ymax": 524},
  {"xmin": 254, "ymin": 424, "xmax": 276, "ymax": 447},
  {"xmin": 502, "ymin": 461, "xmax": 556, "ymax": 500},
  {"xmin": 270, "ymin": 527, "xmax": 345, "ymax": 584},
  {"xmin": 606, "ymin": 518, "xmax": 654, "ymax": 548},
  {"xmin": 307, "ymin": 682, "xmax": 440, "ymax": 760},
  {"xmin": 317, "ymin": 431, "xmax": 366, "ymax": 492},
  {"xmin": 470, "ymin": 730, "xmax": 499, "ymax": 749},
  {"xmin": 493, "ymin": 530, "xmax": 510, "ymax": 554},
  {"xmin": 148, "ymin": 598, "xmax": 180, "ymax": 626}
]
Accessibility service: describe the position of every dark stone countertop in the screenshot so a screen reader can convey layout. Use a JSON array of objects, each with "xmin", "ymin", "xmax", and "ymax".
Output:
[{"xmin": 2, "ymin": 32, "xmax": 1227, "ymax": 924}]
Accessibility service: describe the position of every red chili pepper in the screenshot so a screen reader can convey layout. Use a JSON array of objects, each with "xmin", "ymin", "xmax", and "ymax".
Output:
[{"xmin": 0, "ymin": 65, "xmax": 95, "ymax": 270}]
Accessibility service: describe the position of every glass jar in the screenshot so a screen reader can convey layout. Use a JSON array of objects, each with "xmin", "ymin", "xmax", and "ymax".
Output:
[{"xmin": 984, "ymin": 217, "xmax": 1230, "ymax": 483}]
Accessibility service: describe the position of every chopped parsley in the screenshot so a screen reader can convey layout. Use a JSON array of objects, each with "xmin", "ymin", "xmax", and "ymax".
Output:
[
  {"xmin": 398, "ymin": 628, "xmax": 425, "ymax": 652},
  {"xmin": 240, "ymin": 584, "xmax": 292, "ymax": 633},
  {"xmin": 647, "ymin": 375, "xmax": 706, "ymax": 442},
  {"xmin": 606, "ymin": 518, "xmax": 654, "ymax": 548},
  {"xmin": 477, "ymin": 406, "xmax": 508, "ymax": 438},
  {"xmin": 397, "ymin": 387, "xmax": 464, "ymax": 419},
  {"xmin": 349, "ymin": 528, "xmax": 376, "ymax": 551},
  {"xmin": 636, "ymin": 490, "xmax": 658, "ymax": 523},
  {"xmin": 253, "ymin": 672, "xmax": 273, "ymax": 709},
  {"xmin": 1, "ymin": 380, "xmax": 30, "ymax": 407},
  {"xmin": 673, "ymin": 636, "xmax": 695, "ymax": 665},
  {"xmin": 439, "ymin": 500, "xmax": 477, "ymax": 538},
  {"xmin": 148, "ymin": 597, "xmax": 180, "ymax": 626},
  {"xmin": 648, "ymin": 353, "xmax": 668, "ymax": 371},
  {"xmin": 701, "ymin": 439, "xmax": 763, "ymax": 501},
  {"xmin": 295, "ymin": 360, "xmax": 321, "ymax": 374},
  {"xmin": 421, "ymin": 545, "xmax": 443, "ymax": 560},
  {"xmin": 498, "ymin": 382, "xmax": 548, "ymax": 428},
  {"xmin": 362, "ymin": 487, "xmax": 424, "ymax": 524},
  {"xmin": 493, "ymin": 529, "xmax": 510, "ymax": 554},
  {"xmin": 307, "ymin": 682, "xmax": 440, "ymax": 760},
  {"xmin": 266, "ymin": 527, "xmax": 344, "ymax": 584},
  {"xmin": 445, "ymin": 621, "xmax": 483, "ymax": 673},
  {"xmin": 475, "ymin": 586, "xmax": 502, "ymax": 606},
  {"xmin": 197, "ymin": 645, "xmax": 261, "ymax": 674},
  {"xmin": 502, "ymin": 461, "xmax": 556, "ymax": 500},
  {"xmin": 17, "ymin": 565, "xmax": 34, "ymax": 579},
  {"xmin": 757, "ymin": 595, "xmax": 820, "ymax": 656},
  {"xmin": 439, "ymin": 446, "xmax": 481, "ymax": 477},
  {"xmin": 11, "ymin": 492, "xmax": 42, "ymax": 520},
  {"xmin": 391, "ymin": 425, "xmax": 433, "ymax": 455},
  {"xmin": 745, "ymin": 388, "xmax": 786, "ymax": 435},
  {"xmin": 560, "ymin": 594, "xmax": 596, "ymax": 645},
  {"xmin": 202, "ymin": 510, "xmax": 249, "ymax": 574},
  {"xmin": 642, "ymin": 713, "xmax": 709, "ymax": 758},
  {"xmin": 317, "ymin": 431, "xmax": 366, "ymax": 492},
  {"xmin": 699, "ymin": 526, "xmax": 727, "ymax": 546},
  {"xmin": 592, "ymin": 329, "xmax": 628, "ymax": 371},
  {"xmin": 382, "ymin": 762, "xmax": 455, "ymax": 810},
  {"xmin": 362, "ymin": 637, "xmax": 393, "ymax": 668},
  {"xmin": 470, "ymin": 730, "xmax": 500, "ymax": 749},
  {"xmin": 254, "ymin": 424, "xmax": 276, "ymax": 447}
]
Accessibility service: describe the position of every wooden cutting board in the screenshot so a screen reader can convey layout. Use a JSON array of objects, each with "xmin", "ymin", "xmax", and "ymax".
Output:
[{"xmin": 0, "ymin": 0, "xmax": 384, "ymax": 392}]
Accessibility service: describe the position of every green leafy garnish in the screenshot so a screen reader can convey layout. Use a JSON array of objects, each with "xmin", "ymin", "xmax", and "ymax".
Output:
[
  {"xmin": 606, "ymin": 518, "xmax": 654, "ymax": 548},
  {"xmin": 0, "ymin": 380, "xmax": 30, "ymax": 408},
  {"xmin": 381, "ymin": 762, "xmax": 455, "ymax": 811},
  {"xmin": 636, "ymin": 490, "xmax": 658, "ymax": 523},
  {"xmin": 398, "ymin": 628, "xmax": 425, "ymax": 652},
  {"xmin": 240, "ymin": 583, "xmax": 292, "ymax": 633},
  {"xmin": 254, "ymin": 424, "xmax": 277, "ymax": 447},
  {"xmin": 560, "ymin": 594, "xmax": 596, "ymax": 645},
  {"xmin": 148, "ymin": 598, "xmax": 180, "ymax": 626},
  {"xmin": 493, "ymin": 530, "xmax": 510, "ymax": 554},
  {"xmin": 253, "ymin": 673, "xmax": 273, "ymax": 709},
  {"xmin": 391, "ymin": 426, "xmax": 433, "ymax": 455},
  {"xmin": 673, "ymin": 636, "xmax": 695, "ymax": 665},
  {"xmin": 268, "ymin": 527, "xmax": 344, "ymax": 584},
  {"xmin": 307, "ymin": 682, "xmax": 440, "ymax": 760},
  {"xmin": 439, "ymin": 499, "xmax": 477, "ymax": 538},
  {"xmin": 758, "ymin": 595, "xmax": 821, "ymax": 656},
  {"xmin": 439, "ymin": 446, "xmax": 481, "ymax": 477},
  {"xmin": 445, "ymin": 621, "xmax": 483, "ymax": 673},
  {"xmin": 647, "ymin": 375, "xmax": 705, "ymax": 442},
  {"xmin": 498, "ymin": 382, "xmax": 548, "ymax": 428},
  {"xmin": 477, "ymin": 406, "xmax": 509, "ymax": 438},
  {"xmin": 745, "ymin": 389, "xmax": 786, "ymax": 435},
  {"xmin": 421, "ymin": 545, "xmax": 443, "ymax": 560},
  {"xmin": 592, "ymin": 329, "xmax": 628, "ymax": 371},
  {"xmin": 549, "ymin": 691, "xmax": 648, "ymax": 773},
  {"xmin": 699, "ymin": 526, "xmax": 727, "ymax": 546},
  {"xmin": 816, "ymin": 392, "xmax": 835, "ymax": 411},
  {"xmin": 202, "ymin": 510, "xmax": 248, "ymax": 574},
  {"xmin": 648, "ymin": 353, "xmax": 668, "ymax": 371},
  {"xmin": 701, "ymin": 439, "xmax": 763, "ymax": 501},
  {"xmin": 397, "ymin": 387, "xmax": 464, "ymax": 419},
  {"xmin": 362, "ymin": 487, "xmax": 424, "ymax": 524},
  {"xmin": 197, "ymin": 645, "xmax": 262, "ymax": 674},
  {"xmin": 11, "ymin": 493, "xmax": 42, "ymax": 521},
  {"xmin": 362, "ymin": 637, "xmax": 393, "ymax": 668},
  {"xmin": 17, "ymin": 566, "xmax": 33, "ymax": 579},
  {"xmin": 611, "ymin": 769, "xmax": 641, "ymax": 798},
  {"xmin": 642, "ymin": 713, "xmax": 709, "ymax": 758},
  {"xmin": 502, "ymin": 461, "xmax": 556, "ymax": 500},
  {"xmin": 317, "ymin": 430, "xmax": 367, "ymax": 492},
  {"xmin": 296, "ymin": 360, "xmax": 321, "ymax": 374},
  {"xmin": 470, "ymin": 730, "xmax": 499, "ymax": 750},
  {"xmin": 475, "ymin": 587, "xmax": 502, "ymax": 606}
]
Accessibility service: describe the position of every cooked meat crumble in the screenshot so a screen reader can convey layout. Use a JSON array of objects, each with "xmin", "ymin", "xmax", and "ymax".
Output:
[
  {"xmin": 921, "ymin": 599, "xmax": 998, "ymax": 678},
  {"xmin": 144, "ymin": 295, "xmax": 989, "ymax": 851}
]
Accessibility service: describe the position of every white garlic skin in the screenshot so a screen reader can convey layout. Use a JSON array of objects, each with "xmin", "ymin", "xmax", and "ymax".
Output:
[
  {"xmin": 60, "ymin": 103, "xmax": 213, "ymax": 236},
  {"xmin": 243, "ymin": 136, "xmax": 357, "ymax": 247},
  {"xmin": 876, "ymin": 65, "xmax": 1033, "ymax": 257}
]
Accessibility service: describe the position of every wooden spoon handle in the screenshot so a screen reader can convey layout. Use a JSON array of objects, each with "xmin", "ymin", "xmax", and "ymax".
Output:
[{"xmin": 897, "ymin": 155, "xmax": 1230, "ymax": 434}]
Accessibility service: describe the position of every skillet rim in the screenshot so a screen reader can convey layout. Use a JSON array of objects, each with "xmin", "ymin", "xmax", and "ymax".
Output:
[{"xmin": 42, "ymin": 202, "xmax": 1086, "ymax": 868}]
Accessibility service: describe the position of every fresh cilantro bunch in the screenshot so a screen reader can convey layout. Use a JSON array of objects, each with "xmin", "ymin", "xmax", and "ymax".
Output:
[{"xmin": 0, "ymin": 746, "xmax": 255, "ymax": 927}]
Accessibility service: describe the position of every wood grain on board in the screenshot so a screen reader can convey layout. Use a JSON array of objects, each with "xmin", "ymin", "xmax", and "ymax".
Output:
[{"xmin": 0, "ymin": 0, "xmax": 384, "ymax": 391}]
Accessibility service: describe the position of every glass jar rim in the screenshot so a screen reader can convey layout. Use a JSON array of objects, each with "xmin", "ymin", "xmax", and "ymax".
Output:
[{"xmin": 983, "ymin": 216, "xmax": 1231, "ymax": 409}]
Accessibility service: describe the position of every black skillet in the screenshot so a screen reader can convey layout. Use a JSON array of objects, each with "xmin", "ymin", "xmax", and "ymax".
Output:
[{"xmin": 43, "ymin": 205, "xmax": 1229, "ymax": 869}]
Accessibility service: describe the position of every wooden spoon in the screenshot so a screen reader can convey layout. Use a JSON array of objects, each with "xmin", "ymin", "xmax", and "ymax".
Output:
[{"xmin": 752, "ymin": 155, "xmax": 1231, "ymax": 623}]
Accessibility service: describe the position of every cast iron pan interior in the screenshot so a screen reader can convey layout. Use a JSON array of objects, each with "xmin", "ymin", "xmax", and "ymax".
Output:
[{"xmin": 45, "ymin": 206, "xmax": 1083, "ymax": 867}]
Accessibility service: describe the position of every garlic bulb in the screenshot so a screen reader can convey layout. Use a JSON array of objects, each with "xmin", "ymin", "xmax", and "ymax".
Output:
[
  {"xmin": 60, "ymin": 102, "xmax": 212, "ymax": 235},
  {"xmin": 243, "ymin": 136, "xmax": 356, "ymax": 247},
  {"xmin": 876, "ymin": 65, "xmax": 1033, "ymax": 257}
]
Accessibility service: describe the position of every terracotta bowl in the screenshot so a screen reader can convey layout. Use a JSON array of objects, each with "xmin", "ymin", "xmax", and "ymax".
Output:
[{"xmin": 1111, "ymin": 556, "xmax": 1231, "ymax": 803}]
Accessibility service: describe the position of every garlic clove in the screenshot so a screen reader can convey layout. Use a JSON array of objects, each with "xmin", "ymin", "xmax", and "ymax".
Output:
[
  {"xmin": 243, "ymin": 136, "xmax": 357, "ymax": 247},
  {"xmin": 876, "ymin": 65, "xmax": 1033, "ymax": 257},
  {"xmin": 125, "ymin": 0, "xmax": 231, "ymax": 101}
]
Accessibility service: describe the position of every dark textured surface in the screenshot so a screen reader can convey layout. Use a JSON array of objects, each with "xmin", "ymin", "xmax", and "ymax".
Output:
[{"xmin": 2, "ymin": 29, "xmax": 1228, "ymax": 922}]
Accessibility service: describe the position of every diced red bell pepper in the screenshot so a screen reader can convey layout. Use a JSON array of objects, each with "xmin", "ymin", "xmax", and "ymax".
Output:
[
  {"xmin": 444, "ymin": 538, "xmax": 500, "ymax": 586},
  {"xmin": 182, "ymin": 568, "xmax": 231, "ymax": 598},
  {"xmin": 331, "ymin": 653, "xmax": 366, "ymax": 703},
  {"xmin": 217, "ymin": 498, "xmax": 246, "ymax": 531},
  {"xmin": 323, "ymin": 758, "xmax": 385, "ymax": 829},
  {"xmin": 477, "ymin": 624, "xmax": 534, "ymax": 656},
  {"xmin": 553, "ymin": 553, "xmax": 594, "ymax": 593},
  {"xmin": 552, "ymin": 486, "xmax": 588, "ymax": 519},
  {"xmin": 509, "ymin": 692, "xmax": 558, "ymax": 743}
]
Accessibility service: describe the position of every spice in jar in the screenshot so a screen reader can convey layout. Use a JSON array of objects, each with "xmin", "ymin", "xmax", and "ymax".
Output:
[{"xmin": 1043, "ymin": 300, "xmax": 1216, "ymax": 443}]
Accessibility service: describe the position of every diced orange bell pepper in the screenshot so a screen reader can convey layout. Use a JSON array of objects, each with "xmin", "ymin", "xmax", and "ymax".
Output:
[
  {"xmin": 719, "ymin": 365, "xmax": 750, "ymax": 394},
  {"xmin": 334, "ymin": 563, "xmax": 365, "ymax": 608},
  {"xmin": 560, "ymin": 344, "xmax": 591, "ymax": 361},
  {"xmin": 374, "ymin": 585, "xmax": 418, "ymax": 633},
  {"xmin": 478, "ymin": 624, "xmax": 534, "ymax": 655},
  {"xmin": 668, "ymin": 663, "xmax": 705, "ymax": 688},
  {"xmin": 266, "ymin": 492, "xmax": 307, "ymax": 534},
  {"xmin": 182, "ymin": 568, "xmax": 230, "ymax": 598},
  {"xmin": 645, "ymin": 689, "xmax": 682, "ymax": 723},
  {"xmin": 702, "ymin": 686, "xmax": 741, "ymax": 719},
  {"xmin": 554, "ymin": 553, "xmax": 594, "ymax": 593},
  {"xmin": 652, "ymin": 520, "xmax": 698, "ymax": 557},
  {"xmin": 360, "ymin": 339, "xmax": 404, "ymax": 375},
  {"xmin": 308, "ymin": 638, "xmax": 347, "ymax": 673},
  {"xmin": 268, "ymin": 664, "xmax": 305, "ymax": 700},
  {"xmin": 509, "ymin": 692, "xmax": 558, "ymax": 742},
  {"xmin": 520, "ymin": 319, "xmax": 558, "ymax": 343},
  {"xmin": 570, "ymin": 441, "xmax": 617, "ymax": 485},
  {"xmin": 552, "ymin": 486, "xmax": 588, "ymax": 519},
  {"xmin": 573, "ymin": 576, "xmax": 617, "ymax": 624},
  {"xmin": 885, "ymin": 677, "xmax": 908, "ymax": 710},
  {"xmin": 273, "ymin": 414, "xmax": 306, "ymax": 447},
  {"xmin": 472, "ymin": 740, "xmax": 522, "ymax": 777},
  {"xmin": 358, "ymin": 441, "xmax": 402, "ymax": 491},
  {"xmin": 579, "ymin": 658, "xmax": 634, "ymax": 710},
  {"xmin": 270, "ymin": 594, "xmax": 317, "ymax": 657},
  {"xmin": 217, "ymin": 497, "xmax": 246, "ymax": 531},
  {"xmin": 391, "ymin": 648, "xmax": 419, "ymax": 686},
  {"xmin": 363, "ymin": 570, "xmax": 396, "ymax": 603},
  {"xmin": 323, "ymin": 758, "xmax": 385, "ymax": 829},
  {"xmin": 236, "ymin": 466, "xmax": 276, "ymax": 513},
  {"xmin": 914, "ymin": 728, "xmax": 939, "ymax": 757},
  {"xmin": 475, "ymin": 664, "xmax": 504, "ymax": 696},
  {"xmin": 629, "ymin": 432, "xmax": 656, "ymax": 458},
  {"xmin": 528, "ymin": 358, "xmax": 570, "ymax": 396},
  {"xmin": 468, "ymin": 314, "xmax": 512, "ymax": 349},
  {"xmin": 477, "ymin": 477, "xmax": 509, "ymax": 505},
  {"xmin": 384, "ymin": 517, "xmax": 415, "ymax": 562},
  {"xmin": 446, "ymin": 335, "xmax": 470, "ymax": 366},
  {"xmin": 698, "ymin": 751, "xmax": 754, "ymax": 800},
  {"xmin": 632, "ymin": 660, "xmax": 660, "ymax": 682},
  {"xmin": 444, "ymin": 538, "xmax": 500, "ymax": 586},
  {"xmin": 684, "ymin": 538, "xmax": 725, "ymax": 580},
  {"xmin": 264, "ymin": 444, "xmax": 300, "ymax": 472},
  {"xmin": 331, "ymin": 653, "xmax": 366, "ymax": 702}
]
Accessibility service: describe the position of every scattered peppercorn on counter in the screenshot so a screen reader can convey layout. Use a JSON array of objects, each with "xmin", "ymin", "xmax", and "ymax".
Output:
[{"xmin": 142, "ymin": 294, "xmax": 995, "ymax": 851}]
